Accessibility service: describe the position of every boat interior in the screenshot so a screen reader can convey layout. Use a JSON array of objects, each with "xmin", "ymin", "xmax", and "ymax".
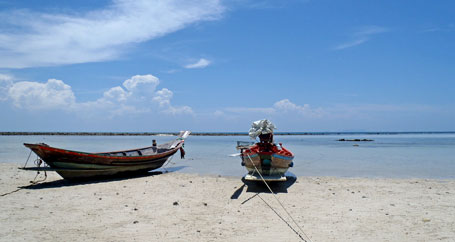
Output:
[{"xmin": 96, "ymin": 141, "xmax": 176, "ymax": 157}]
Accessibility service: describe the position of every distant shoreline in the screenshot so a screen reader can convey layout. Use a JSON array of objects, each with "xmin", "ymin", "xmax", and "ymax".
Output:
[{"xmin": 1, "ymin": 131, "xmax": 454, "ymax": 136}]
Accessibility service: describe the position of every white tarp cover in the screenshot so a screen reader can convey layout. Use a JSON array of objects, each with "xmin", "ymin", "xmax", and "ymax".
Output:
[{"xmin": 248, "ymin": 119, "xmax": 276, "ymax": 139}]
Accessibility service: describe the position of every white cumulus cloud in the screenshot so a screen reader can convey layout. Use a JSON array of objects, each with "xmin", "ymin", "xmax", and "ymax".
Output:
[
  {"xmin": 123, "ymin": 75, "xmax": 159, "ymax": 91},
  {"xmin": 8, "ymin": 79, "xmax": 76, "ymax": 110},
  {"xmin": 0, "ymin": 74, "xmax": 13, "ymax": 82},
  {"xmin": 153, "ymin": 88, "xmax": 173, "ymax": 107},
  {"xmin": 219, "ymin": 99, "xmax": 323, "ymax": 118},
  {"xmin": 0, "ymin": 0, "xmax": 224, "ymax": 68},
  {"xmin": 184, "ymin": 58, "xmax": 211, "ymax": 69},
  {"xmin": 2, "ymin": 74, "xmax": 193, "ymax": 116},
  {"xmin": 102, "ymin": 86, "xmax": 130, "ymax": 102},
  {"xmin": 273, "ymin": 99, "xmax": 309, "ymax": 112},
  {"xmin": 273, "ymin": 99, "xmax": 323, "ymax": 117},
  {"xmin": 0, "ymin": 74, "xmax": 14, "ymax": 101},
  {"xmin": 152, "ymin": 88, "xmax": 193, "ymax": 114}
]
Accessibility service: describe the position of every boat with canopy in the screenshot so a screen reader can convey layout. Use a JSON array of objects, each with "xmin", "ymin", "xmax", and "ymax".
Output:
[{"xmin": 236, "ymin": 120, "xmax": 294, "ymax": 181}]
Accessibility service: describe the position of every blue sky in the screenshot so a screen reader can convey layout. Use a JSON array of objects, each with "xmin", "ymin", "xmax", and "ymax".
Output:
[{"xmin": 0, "ymin": 0, "xmax": 454, "ymax": 132}]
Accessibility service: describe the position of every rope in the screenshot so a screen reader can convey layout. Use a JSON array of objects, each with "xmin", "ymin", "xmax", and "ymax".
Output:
[
  {"xmin": 23, "ymin": 150, "xmax": 32, "ymax": 168},
  {"xmin": 30, "ymin": 169, "xmax": 47, "ymax": 184},
  {"xmin": 162, "ymin": 142, "xmax": 184, "ymax": 172},
  {"xmin": 256, "ymin": 193, "xmax": 308, "ymax": 241},
  {"xmin": 240, "ymin": 193, "xmax": 259, "ymax": 205},
  {"xmin": 2, "ymin": 155, "xmax": 46, "ymax": 197},
  {"xmin": 246, "ymin": 154, "xmax": 313, "ymax": 242},
  {"xmin": 161, "ymin": 154, "xmax": 175, "ymax": 173},
  {"xmin": 29, "ymin": 158, "xmax": 47, "ymax": 184},
  {"xmin": 0, "ymin": 188, "xmax": 22, "ymax": 197}
]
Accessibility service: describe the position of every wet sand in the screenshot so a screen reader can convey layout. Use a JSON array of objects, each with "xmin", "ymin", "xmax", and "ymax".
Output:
[{"xmin": 0, "ymin": 163, "xmax": 454, "ymax": 241}]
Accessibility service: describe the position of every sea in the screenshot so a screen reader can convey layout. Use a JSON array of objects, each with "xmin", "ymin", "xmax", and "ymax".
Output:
[{"xmin": 1, "ymin": 133, "xmax": 455, "ymax": 179}]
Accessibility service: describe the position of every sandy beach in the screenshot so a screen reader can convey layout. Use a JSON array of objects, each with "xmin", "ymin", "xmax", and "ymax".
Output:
[{"xmin": 0, "ymin": 163, "xmax": 454, "ymax": 242}]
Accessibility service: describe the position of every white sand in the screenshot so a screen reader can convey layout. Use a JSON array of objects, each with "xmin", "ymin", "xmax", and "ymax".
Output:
[{"xmin": 1, "ymin": 163, "xmax": 454, "ymax": 241}]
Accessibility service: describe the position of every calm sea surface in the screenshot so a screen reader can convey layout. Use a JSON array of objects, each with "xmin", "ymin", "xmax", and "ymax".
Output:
[{"xmin": 1, "ymin": 133, "xmax": 455, "ymax": 179}]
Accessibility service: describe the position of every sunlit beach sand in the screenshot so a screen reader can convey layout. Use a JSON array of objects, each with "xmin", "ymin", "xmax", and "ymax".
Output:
[{"xmin": 1, "ymin": 163, "xmax": 454, "ymax": 241}]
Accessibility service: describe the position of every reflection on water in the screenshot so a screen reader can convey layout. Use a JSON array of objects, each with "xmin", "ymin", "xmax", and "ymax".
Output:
[{"xmin": 1, "ymin": 133, "xmax": 455, "ymax": 179}]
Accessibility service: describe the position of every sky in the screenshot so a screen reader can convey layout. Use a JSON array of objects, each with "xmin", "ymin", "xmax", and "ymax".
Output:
[{"xmin": 0, "ymin": 0, "xmax": 454, "ymax": 132}]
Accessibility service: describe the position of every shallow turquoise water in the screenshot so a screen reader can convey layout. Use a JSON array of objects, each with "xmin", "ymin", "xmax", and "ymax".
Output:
[{"xmin": 1, "ymin": 134, "xmax": 454, "ymax": 179}]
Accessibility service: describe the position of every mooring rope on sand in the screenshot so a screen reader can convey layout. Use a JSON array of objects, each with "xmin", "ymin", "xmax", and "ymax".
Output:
[
  {"xmin": 246, "ymin": 154, "xmax": 313, "ymax": 242},
  {"xmin": 0, "ymin": 188, "xmax": 23, "ymax": 197},
  {"xmin": 1, "ymin": 156, "xmax": 47, "ymax": 197}
]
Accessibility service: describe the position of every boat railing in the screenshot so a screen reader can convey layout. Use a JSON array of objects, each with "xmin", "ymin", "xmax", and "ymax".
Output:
[{"xmin": 236, "ymin": 141, "xmax": 255, "ymax": 149}]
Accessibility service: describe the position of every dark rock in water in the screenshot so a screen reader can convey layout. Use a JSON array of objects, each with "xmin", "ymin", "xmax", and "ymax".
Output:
[{"xmin": 337, "ymin": 139, "xmax": 373, "ymax": 142}]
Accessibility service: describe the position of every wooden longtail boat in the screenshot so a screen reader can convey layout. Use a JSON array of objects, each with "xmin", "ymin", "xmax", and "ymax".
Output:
[
  {"xmin": 21, "ymin": 131, "xmax": 190, "ymax": 180},
  {"xmin": 237, "ymin": 120, "xmax": 293, "ymax": 181}
]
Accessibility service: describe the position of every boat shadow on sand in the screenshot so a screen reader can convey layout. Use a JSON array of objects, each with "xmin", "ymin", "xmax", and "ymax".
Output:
[
  {"xmin": 230, "ymin": 174, "xmax": 297, "ymax": 200},
  {"xmin": 20, "ymin": 166, "xmax": 187, "ymax": 190}
]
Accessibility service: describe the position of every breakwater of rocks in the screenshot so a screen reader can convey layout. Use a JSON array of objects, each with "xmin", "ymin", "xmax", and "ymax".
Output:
[{"xmin": 1, "ymin": 131, "xmax": 453, "ymax": 136}]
